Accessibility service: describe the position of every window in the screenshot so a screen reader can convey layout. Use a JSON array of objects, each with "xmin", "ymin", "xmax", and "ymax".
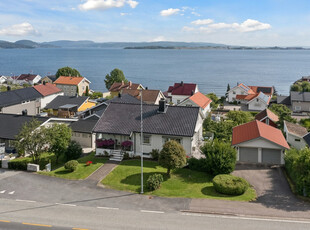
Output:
[
  {"xmin": 233, "ymin": 91, "xmax": 236, "ymax": 94},
  {"xmin": 143, "ymin": 135, "xmax": 151, "ymax": 145},
  {"xmin": 177, "ymin": 100, "xmax": 180, "ymax": 104},
  {"xmin": 162, "ymin": 136, "xmax": 182, "ymax": 144},
  {"xmin": 295, "ymin": 106, "xmax": 301, "ymax": 111},
  {"xmin": 295, "ymin": 139, "xmax": 301, "ymax": 142},
  {"xmin": 186, "ymin": 104, "xmax": 192, "ymax": 107}
]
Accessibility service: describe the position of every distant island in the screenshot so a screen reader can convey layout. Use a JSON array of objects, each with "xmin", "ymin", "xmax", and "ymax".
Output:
[{"xmin": 0, "ymin": 39, "xmax": 308, "ymax": 50}]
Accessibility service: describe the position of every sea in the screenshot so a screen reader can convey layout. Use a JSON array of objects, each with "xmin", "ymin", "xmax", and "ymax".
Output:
[{"xmin": 1, "ymin": 48, "xmax": 310, "ymax": 96}]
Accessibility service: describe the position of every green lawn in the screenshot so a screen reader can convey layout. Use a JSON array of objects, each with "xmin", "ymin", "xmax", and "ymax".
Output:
[
  {"xmin": 102, "ymin": 160, "xmax": 256, "ymax": 201},
  {"xmin": 39, "ymin": 152, "xmax": 108, "ymax": 180}
]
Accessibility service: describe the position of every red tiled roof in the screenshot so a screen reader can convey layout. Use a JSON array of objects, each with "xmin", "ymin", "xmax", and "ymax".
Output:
[
  {"xmin": 249, "ymin": 86, "xmax": 273, "ymax": 96},
  {"xmin": 238, "ymin": 83, "xmax": 255, "ymax": 94},
  {"xmin": 54, "ymin": 76, "xmax": 84, "ymax": 85},
  {"xmin": 33, "ymin": 83, "xmax": 62, "ymax": 97},
  {"xmin": 189, "ymin": 92, "xmax": 212, "ymax": 109},
  {"xmin": 236, "ymin": 94, "xmax": 257, "ymax": 101},
  {"xmin": 255, "ymin": 109, "xmax": 279, "ymax": 123},
  {"xmin": 167, "ymin": 82, "xmax": 197, "ymax": 96},
  {"xmin": 232, "ymin": 120, "xmax": 289, "ymax": 149},
  {"xmin": 109, "ymin": 81, "xmax": 140, "ymax": 92}
]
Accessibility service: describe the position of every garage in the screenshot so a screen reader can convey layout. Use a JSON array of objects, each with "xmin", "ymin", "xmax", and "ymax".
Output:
[
  {"xmin": 262, "ymin": 148, "xmax": 282, "ymax": 164},
  {"xmin": 239, "ymin": 147, "xmax": 258, "ymax": 163}
]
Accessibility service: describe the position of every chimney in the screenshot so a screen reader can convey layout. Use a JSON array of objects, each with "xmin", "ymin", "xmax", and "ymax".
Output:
[
  {"xmin": 181, "ymin": 81, "xmax": 184, "ymax": 86},
  {"xmin": 7, "ymin": 86, "xmax": 11, "ymax": 91},
  {"xmin": 43, "ymin": 81, "xmax": 46, "ymax": 85},
  {"xmin": 129, "ymin": 81, "xmax": 132, "ymax": 87},
  {"xmin": 118, "ymin": 92, "xmax": 122, "ymax": 98},
  {"xmin": 145, "ymin": 87, "xmax": 148, "ymax": 90},
  {"xmin": 158, "ymin": 98, "xmax": 166, "ymax": 113},
  {"xmin": 22, "ymin": 109, "xmax": 28, "ymax": 116},
  {"xmin": 191, "ymin": 90, "xmax": 194, "ymax": 96},
  {"xmin": 121, "ymin": 80, "xmax": 124, "ymax": 85}
]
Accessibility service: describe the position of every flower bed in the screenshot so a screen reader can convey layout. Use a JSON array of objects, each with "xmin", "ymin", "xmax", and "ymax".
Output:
[{"xmin": 96, "ymin": 139, "xmax": 115, "ymax": 149}]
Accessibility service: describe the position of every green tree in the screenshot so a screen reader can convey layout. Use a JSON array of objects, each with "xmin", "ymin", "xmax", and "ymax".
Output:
[
  {"xmin": 269, "ymin": 104, "xmax": 296, "ymax": 129},
  {"xmin": 65, "ymin": 141, "xmax": 82, "ymax": 161},
  {"xmin": 226, "ymin": 111, "xmax": 253, "ymax": 125},
  {"xmin": 55, "ymin": 66, "xmax": 81, "ymax": 79},
  {"xmin": 15, "ymin": 119, "xmax": 49, "ymax": 164},
  {"xmin": 48, "ymin": 124, "xmax": 72, "ymax": 163},
  {"xmin": 159, "ymin": 140, "xmax": 186, "ymax": 175},
  {"xmin": 201, "ymin": 139, "xmax": 237, "ymax": 176},
  {"xmin": 104, "ymin": 68, "xmax": 128, "ymax": 90},
  {"xmin": 290, "ymin": 81, "xmax": 310, "ymax": 92},
  {"xmin": 206, "ymin": 93, "xmax": 219, "ymax": 110},
  {"xmin": 85, "ymin": 86, "xmax": 89, "ymax": 96},
  {"xmin": 226, "ymin": 84, "xmax": 230, "ymax": 93},
  {"xmin": 90, "ymin": 91, "xmax": 103, "ymax": 99}
]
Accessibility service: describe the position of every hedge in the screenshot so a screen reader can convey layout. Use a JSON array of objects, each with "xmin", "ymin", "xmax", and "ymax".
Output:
[
  {"xmin": 8, "ymin": 153, "xmax": 56, "ymax": 171},
  {"xmin": 212, "ymin": 174, "xmax": 249, "ymax": 195}
]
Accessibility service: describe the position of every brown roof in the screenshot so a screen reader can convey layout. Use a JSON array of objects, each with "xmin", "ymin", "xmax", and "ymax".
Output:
[
  {"xmin": 109, "ymin": 81, "xmax": 140, "ymax": 92},
  {"xmin": 255, "ymin": 109, "xmax": 279, "ymax": 123},
  {"xmin": 284, "ymin": 121, "xmax": 308, "ymax": 137},
  {"xmin": 189, "ymin": 92, "xmax": 212, "ymax": 109},
  {"xmin": 18, "ymin": 74, "xmax": 39, "ymax": 81},
  {"xmin": 122, "ymin": 89, "xmax": 162, "ymax": 104},
  {"xmin": 33, "ymin": 83, "xmax": 62, "ymax": 97},
  {"xmin": 232, "ymin": 120, "xmax": 289, "ymax": 149},
  {"xmin": 54, "ymin": 76, "xmax": 84, "ymax": 85}
]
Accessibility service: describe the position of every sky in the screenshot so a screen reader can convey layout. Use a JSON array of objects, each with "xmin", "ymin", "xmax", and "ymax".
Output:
[{"xmin": 0, "ymin": 0, "xmax": 310, "ymax": 46}]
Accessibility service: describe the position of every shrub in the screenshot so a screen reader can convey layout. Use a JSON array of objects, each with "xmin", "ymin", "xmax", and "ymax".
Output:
[
  {"xmin": 8, "ymin": 153, "xmax": 56, "ymax": 171},
  {"xmin": 187, "ymin": 157, "xmax": 208, "ymax": 172},
  {"xmin": 213, "ymin": 174, "xmax": 249, "ymax": 195},
  {"xmin": 147, "ymin": 174, "xmax": 164, "ymax": 191},
  {"xmin": 65, "ymin": 141, "xmax": 82, "ymax": 161},
  {"xmin": 123, "ymin": 152, "xmax": 130, "ymax": 160},
  {"xmin": 150, "ymin": 149, "xmax": 160, "ymax": 161},
  {"xmin": 64, "ymin": 160, "xmax": 79, "ymax": 172}
]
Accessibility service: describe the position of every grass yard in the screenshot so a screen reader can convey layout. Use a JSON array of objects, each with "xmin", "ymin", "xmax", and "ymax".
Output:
[
  {"xmin": 39, "ymin": 152, "xmax": 108, "ymax": 180},
  {"xmin": 102, "ymin": 160, "xmax": 256, "ymax": 201}
]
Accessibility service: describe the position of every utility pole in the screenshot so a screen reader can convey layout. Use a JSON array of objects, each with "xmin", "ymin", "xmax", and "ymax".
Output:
[{"xmin": 140, "ymin": 88, "xmax": 144, "ymax": 194}]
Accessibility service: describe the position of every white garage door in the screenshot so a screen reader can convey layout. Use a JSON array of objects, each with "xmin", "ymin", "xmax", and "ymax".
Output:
[
  {"xmin": 262, "ymin": 148, "xmax": 282, "ymax": 164},
  {"xmin": 239, "ymin": 147, "xmax": 258, "ymax": 163}
]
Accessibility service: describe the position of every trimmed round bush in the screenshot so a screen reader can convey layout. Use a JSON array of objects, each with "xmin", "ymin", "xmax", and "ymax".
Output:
[
  {"xmin": 64, "ymin": 160, "xmax": 79, "ymax": 172},
  {"xmin": 147, "ymin": 174, "xmax": 164, "ymax": 191},
  {"xmin": 212, "ymin": 174, "xmax": 249, "ymax": 195}
]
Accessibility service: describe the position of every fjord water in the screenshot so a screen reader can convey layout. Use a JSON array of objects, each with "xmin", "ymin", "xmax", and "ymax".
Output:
[{"xmin": 1, "ymin": 48, "xmax": 310, "ymax": 96}]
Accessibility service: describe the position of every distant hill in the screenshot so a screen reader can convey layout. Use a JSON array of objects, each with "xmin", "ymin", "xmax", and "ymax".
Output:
[{"xmin": 0, "ymin": 40, "xmax": 57, "ymax": 49}]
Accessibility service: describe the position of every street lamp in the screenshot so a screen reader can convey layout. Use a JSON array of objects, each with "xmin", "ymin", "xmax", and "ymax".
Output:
[{"xmin": 140, "ymin": 88, "xmax": 144, "ymax": 194}]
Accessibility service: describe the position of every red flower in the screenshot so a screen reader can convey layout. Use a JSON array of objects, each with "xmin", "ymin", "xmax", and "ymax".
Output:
[{"xmin": 86, "ymin": 161, "xmax": 93, "ymax": 166}]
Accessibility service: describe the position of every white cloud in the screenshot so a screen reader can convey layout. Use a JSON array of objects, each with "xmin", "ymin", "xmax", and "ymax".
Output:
[
  {"xmin": 191, "ymin": 19, "xmax": 213, "ymax": 25},
  {"xmin": 160, "ymin": 8, "xmax": 180, "ymax": 17},
  {"xmin": 120, "ymin": 12, "xmax": 131, "ymax": 16},
  {"xmin": 0, "ymin": 22, "xmax": 40, "ymax": 36},
  {"xmin": 79, "ymin": 0, "xmax": 138, "ymax": 11},
  {"xmin": 186, "ymin": 19, "xmax": 271, "ymax": 33},
  {"xmin": 191, "ymin": 12, "xmax": 201, "ymax": 17},
  {"xmin": 151, "ymin": 36, "xmax": 166, "ymax": 42}
]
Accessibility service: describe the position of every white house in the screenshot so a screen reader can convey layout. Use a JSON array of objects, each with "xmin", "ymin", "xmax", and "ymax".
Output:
[
  {"xmin": 232, "ymin": 120, "xmax": 289, "ymax": 165},
  {"xmin": 284, "ymin": 121, "xmax": 309, "ymax": 149},
  {"xmin": 0, "ymin": 76, "xmax": 7, "ymax": 84},
  {"xmin": 165, "ymin": 81, "xmax": 198, "ymax": 105},
  {"xmin": 178, "ymin": 92, "xmax": 212, "ymax": 118},
  {"xmin": 247, "ymin": 92, "xmax": 271, "ymax": 111},
  {"xmin": 7, "ymin": 74, "xmax": 41, "ymax": 85},
  {"xmin": 33, "ymin": 83, "xmax": 64, "ymax": 109},
  {"xmin": 93, "ymin": 99, "xmax": 203, "ymax": 160}
]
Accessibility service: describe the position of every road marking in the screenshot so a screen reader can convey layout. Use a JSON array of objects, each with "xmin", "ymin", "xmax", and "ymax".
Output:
[
  {"xmin": 181, "ymin": 213, "xmax": 310, "ymax": 224},
  {"xmin": 55, "ymin": 203, "xmax": 77, "ymax": 207},
  {"xmin": 72, "ymin": 228, "xmax": 89, "ymax": 230},
  {"xmin": 22, "ymin": 222, "xmax": 52, "ymax": 227},
  {"xmin": 0, "ymin": 220, "xmax": 10, "ymax": 223},
  {"xmin": 8, "ymin": 191, "xmax": 15, "ymax": 195},
  {"xmin": 0, "ymin": 190, "xmax": 6, "ymax": 194},
  {"xmin": 141, "ymin": 210, "xmax": 165, "ymax": 214},
  {"xmin": 16, "ymin": 199, "xmax": 36, "ymax": 203},
  {"xmin": 97, "ymin": 206, "xmax": 119, "ymax": 210}
]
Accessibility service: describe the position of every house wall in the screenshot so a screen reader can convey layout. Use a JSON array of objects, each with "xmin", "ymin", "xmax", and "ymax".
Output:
[
  {"xmin": 40, "ymin": 92, "xmax": 64, "ymax": 109},
  {"xmin": 77, "ymin": 80, "xmax": 90, "ymax": 96},
  {"xmin": 1, "ymin": 100, "xmax": 40, "ymax": 116},
  {"xmin": 72, "ymin": 132, "xmax": 95, "ymax": 148},
  {"xmin": 154, "ymin": 93, "xmax": 165, "ymax": 105},
  {"xmin": 260, "ymin": 117, "xmax": 277, "ymax": 128},
  {"xmin": 248, "ymin": 98, "xmax": 267, "ymax": 111},
  {"xmin": 41, "ymin": 77, "xmax": 53, "ymax": 84},
  {"xmin": 227, "ymin": 86, "xmax": 247, "ymax": 102},
  {"xmin": 286, "ymin": 133, "xmax": 307, "ymax": 149},
  {"xmin": 291, "ymin": 101, "xmax": 310, "ymax": 112},
  {"xmin": 32, "ymin": 75, "xmax": 42, "ymax": 85},
  {"xmin": 172, "ymin": 95, "xmax": 190, "ymax": 105},
  {"xmin": 56, "ymin": 84, "xmax": 77, "ymax": 96}
]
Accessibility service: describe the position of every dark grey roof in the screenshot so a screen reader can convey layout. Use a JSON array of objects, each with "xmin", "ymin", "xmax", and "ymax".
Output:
[
  {"xmin": 106, "ymin": 94, "xmax": 141, "ymax": 104},
  {"xmin": 0, "ymin": 87, "xmax": 42, "ymax": 108},
  {"xmin": 303, "ymin": 133, "xmax": 310, "ymax": 146},
  {"xmin": 290, "ymin": 91, "xmax": 310, "ymax": 102},
  {"xmin": 277, "ymin": 95, "xmax": 291, "ymax": 105},
  {"xmin": 93, "ymin": 102, "xmax": 199, "ymax": 137},
  {"xmin": 70, "ymin": 116, "xmax": 99, "ymax": 133},
  {"xmin": 77, "ymin": 102, "xmax": 108, "ymax": 118},
  {"xmin": 0, "ymin": 114, "xmax": 49, "ymax": 140},
  {"xmin": 45, "ymin": 96, "xmax": 88, "ymax": 110}
]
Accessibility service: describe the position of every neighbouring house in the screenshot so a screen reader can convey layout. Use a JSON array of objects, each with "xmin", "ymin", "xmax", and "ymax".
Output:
[
  {"xmin": 255, "ymin": 108, "xmax": 279, "ymax": 128},
  {"xmin": 0, "ymin": 87, "xmax": 42, "ymax": 115},
  {"xmin": 178, "ymin": 92, "xmax": 212, "ymax": 118},
  {"xmin": 70, "ymin": 115, "xmax": 99, "ymax": 149},
  {"xmin": 284, "ymin": 121, "xmax": 309, "ymax": 149},
  {"xmin": 109, "ymin": 81, "xmax": 144, "ymax": 98},
  {"xmin": 232, "ymin": 120, "xmax": 289, "ymax": 165},
  {"xmin": 122, "ymin": 88, "xmax": 165, "ymax": 104},
  {"xmin": 54, "ymin": 76, "xmax": 91, "ymax": 96},
  {"xmin": 7, "ymin": 74, "xmax": 41, "ymax": 85},
  {"xmin": 164, "ymin": 81, "xmax": 198, "ymax": 105},
  {"xmin": 45, "ymin": 95, "xmax": 96, "ymax": 118},
  {"xmin": 277, "ymin": 95, "xmax": 291, "ymax": 109},
  {"xmin": 41, "ymin": 75, "xmax": 57, "ymax": 84},
  {"xmin": 93, "ymin": 99, "xmax": 203, "ymax": 159},
  {"xmin": 278, "ymin": 91, "xmax": 310, "ymax": 112},
  {"xmin": 247, "ymin": 92, "xmax": 271, "ymax": 111},
  {"xmin": 33, "ymin": 83, "xmax": 64, "ymax": 109},
  {"xmin": 0, "ymin": 76, "xmax": 7, "ymax": 84}
]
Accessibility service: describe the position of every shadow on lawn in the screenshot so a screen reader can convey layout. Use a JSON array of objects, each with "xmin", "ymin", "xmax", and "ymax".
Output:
[{"xmin": 201, "ymin": 185, "xmax": 237, "ymax": 198}]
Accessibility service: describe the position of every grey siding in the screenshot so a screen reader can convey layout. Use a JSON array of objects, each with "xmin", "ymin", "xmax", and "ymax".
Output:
[{"xmin": 239, "ymin": 147, "xmax": 258, "ymax": 163}]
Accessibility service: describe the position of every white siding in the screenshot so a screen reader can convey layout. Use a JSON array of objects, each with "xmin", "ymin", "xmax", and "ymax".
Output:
[
  {"xmin": 171, "ymin": 95, "xmax": 189, "ymax": 105},
  {"xmin": 40, "ymin": 92, "xmax": 64, "ymax": 109},
  {"xmin": 248, "ymin": 98, "xmax": 267, "ymax": 111},
  {"xmin": 227, "ymin": 86, "xmax": 247, "ymax": 102}
]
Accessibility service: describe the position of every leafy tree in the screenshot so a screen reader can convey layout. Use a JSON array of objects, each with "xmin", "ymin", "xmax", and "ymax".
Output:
[
  {"xmin": 65, "ymin": 141, "xmax": 82, "ymax": 161},
  {"xmin": 159, "ymin": 140, "xmax": 186, "ymax": 175},
  {"xmin": 15, "ymin": 119, "xmax": 49, "ymax": 164},
  {"xmin": 269, "ymin": 104, "xmax": 296, "ymax": 129},
  {"xmin": 55, "ymin": 66, "xmax": 81, "ymax": 79},
  {"xmin": 90, "ymin": 91, "xmax": 103, "ymax": 99},
  {"xmin": 290, "ymin": 81, "xmax": 310, "ymax": 92},
  {"xmin": 226, "ymin": 111, "xmax": 253, "ymax": 125},
  {"xmin": 201, "ymin": 139, "xmax": 237, "ymax": 176},
  {"xmin": 206, "ymin": 93, "xmax": 219, "ymax": 110},
  {"xmin": 273, "ymin": 86, "xmax": 278, "ymax": 96},
  {"xmin": 104, "ymin": 68, "xmax": 128, "ymax": 90},
  {"xmin": 48, "ymin": 124, "xmax": 72, "ymax": 163},
  {"xmin": 85, "ymin": 86, "xmax": 89, "ymax": 96}
]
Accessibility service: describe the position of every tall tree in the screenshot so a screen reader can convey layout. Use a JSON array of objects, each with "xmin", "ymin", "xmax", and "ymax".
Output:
[
  {"xmin": 226, "ymin": 111, "xmax": 253, "ymax": 125},
  {"xmin": 48, "ymin": 124, "xmax": 72, "ymax": 163},
  {"xmin": 15, "ymin": 119, "xmax": 49, "ymax": 163},
  {"xmin": 226, "ymin": 84, "xmax": 230, "ymax": 93},
  {"xmin": 56, "ymin": 66, "xmax": 81, "ymax": 79},
  {"xmin": 104, "ymin": 68, "xmax": 128, "ymax": 90},
  {"xmin": 85, "ymin": 86, "xmax": 89, "ymax": 96}
]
